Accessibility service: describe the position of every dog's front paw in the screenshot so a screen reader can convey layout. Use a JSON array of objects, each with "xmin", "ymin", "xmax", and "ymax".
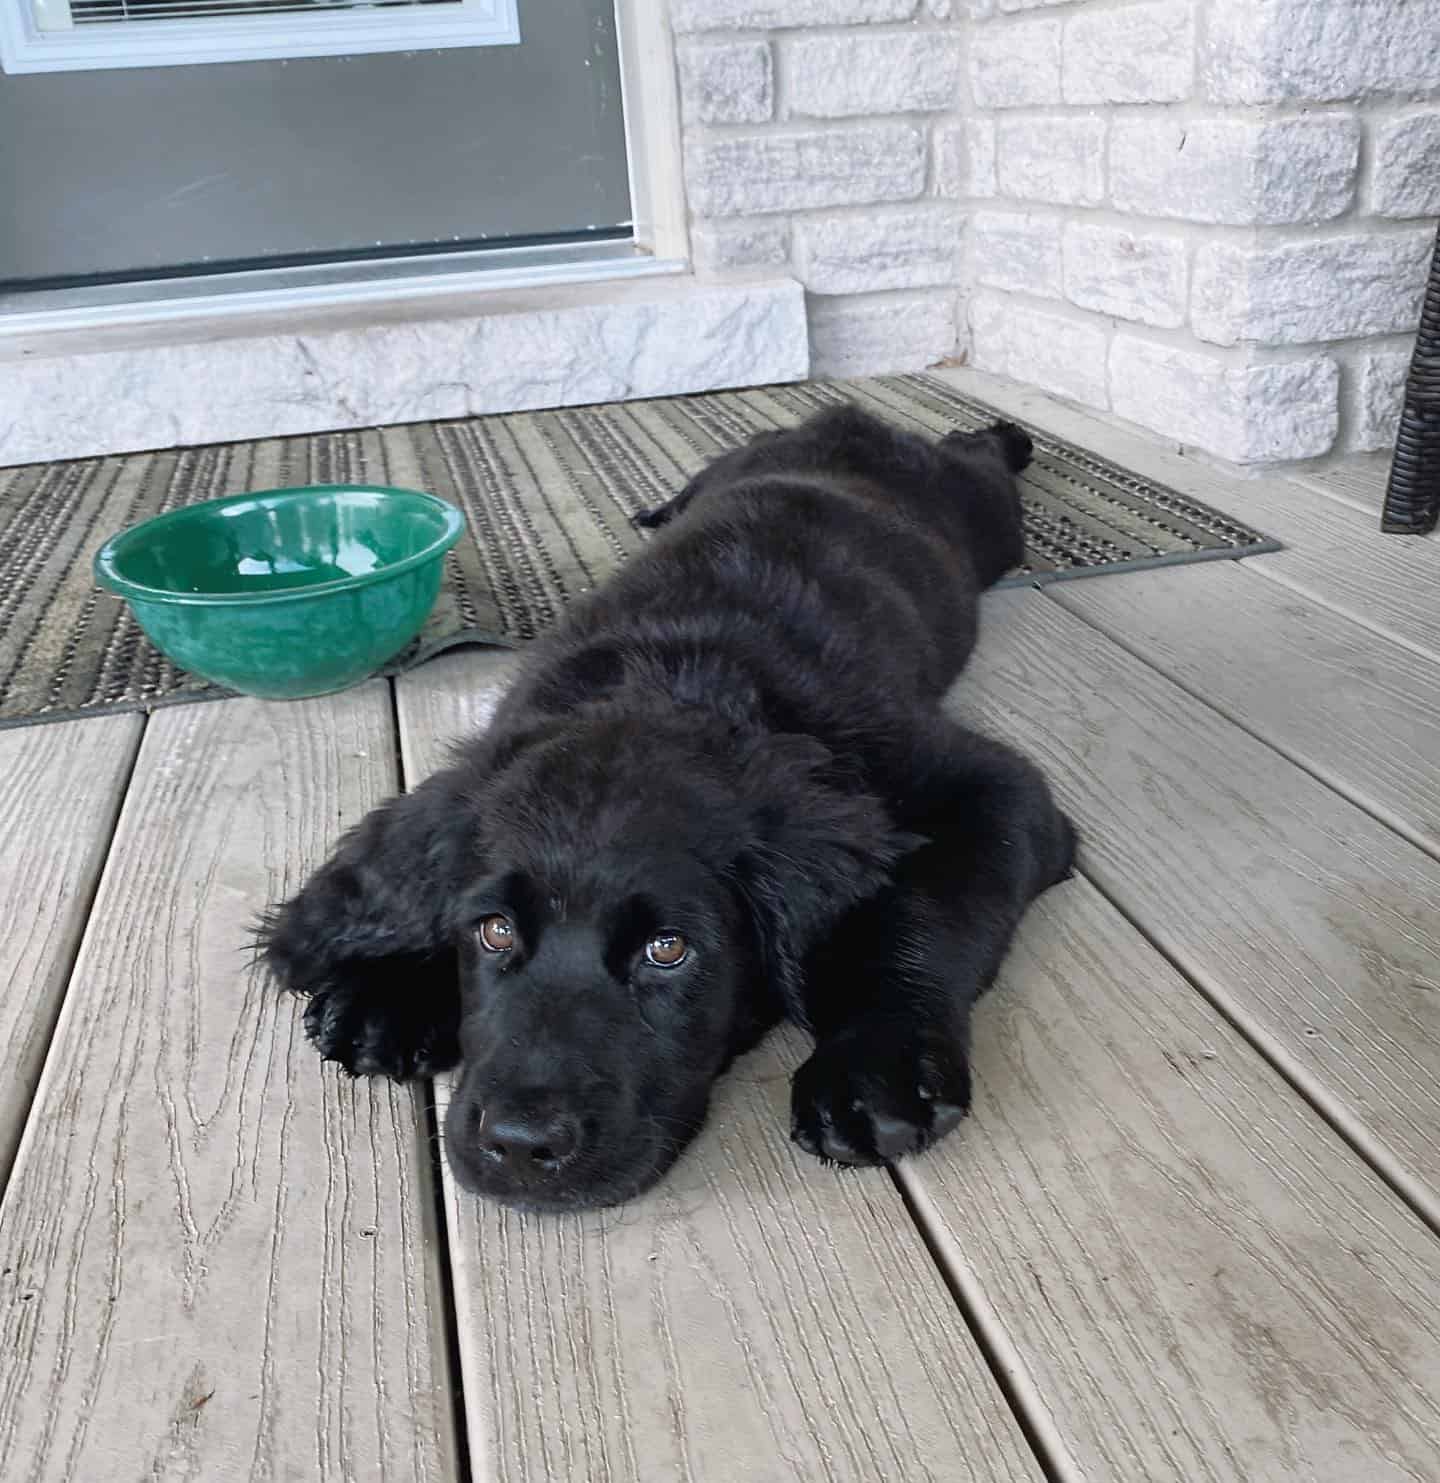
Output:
[
  {"xmin": 790, "ymin": 1025, "xmax": 970, "ymax": 1167},
  {"xmin": 300, "ymin": 974, "xmax": 459, "ymax": 1081}
]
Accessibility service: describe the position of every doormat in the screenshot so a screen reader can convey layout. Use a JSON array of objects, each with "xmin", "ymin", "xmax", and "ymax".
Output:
[{"xmin": 0, "ymin": 372, "xmax": 1277, "ymax": 728}]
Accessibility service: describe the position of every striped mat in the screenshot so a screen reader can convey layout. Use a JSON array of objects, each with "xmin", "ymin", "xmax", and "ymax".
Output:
[{"xmin": 0, "ymin": 373, "xmax": 1275, "ymax": 727}]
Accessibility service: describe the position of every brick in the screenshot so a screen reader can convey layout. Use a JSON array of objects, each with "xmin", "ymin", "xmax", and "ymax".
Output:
[
  {"xmin": 671, "ymin": 0, "xmax": 916, "ymax": 31},
  {"xmin": 970, "ymin": 16, "xmax": 1062, "ymax": 109},
  {"xmin": 1191, "ymin": 230, "xmax": 1433, "ymax": 347},
  {"xmin": 795, "ymin": 206, "xmax": 961, "ymax": 294},
  {"xmin": 936, "ymin": 120, "xmax": 999, "ymax": 199},
  {"xmin": 1110, "ymin": 115, "xmax": 1358, "ymax": 225},
  {"xmin": 1349, "ymin": 350, "xmax": 1410, "ymax": 453},
  {"xmin": 1371, "ymin": 112, "xmax": 1440, "ymax": 219},
  {"xmin": 808, "ymin": 291, "xmax": 958, "ymax": 376},
  {"xmin": 691, "ymin": 218, "xmax": 792, "ymax": 273},
  {"xmin": 996, "ymin": 117, "xmax": 1105, "ymax": 206},
  {"xmin": 783, "ymin": 32, "xmax": 963, "ymax": 117},
  {"xmin": 685, "ymin": 124, "xmax": 926, "ymax": 216},
  {"xmin": 969, "ymin": 292, "xmax": 1110, "ymax": 407},
  {"xmin": 1204, "ymin": 0, "xmax": 1440, "ymax": 104},
  {"xmin": 677, "ymin": 40, "xmax": 773, "ymax": 125},
  {"xmin": 933, "ymin": 121, "xmax": 966, "ymax": 199},
  {"xmin": 1063, "ymin": 223, "xmax": 1186, "ymax": 329},
  {"xmin": 969, "ymin": 209, "xmax": 1062, "ymax": 297},
  {"xmin": 969, "ymin": 121, "xmax": 998, "ymax": 197},
  {"xmin": 1109, "ymin": 338, "xmax": 1340, "ymax": 462},
  {"xmin": 1063, "ymin": 1, "xmax": 1194, "ymax": 105},
  {"xmin": 997, "ymin": 0, "xmax": 1070, "ymax": 10}
]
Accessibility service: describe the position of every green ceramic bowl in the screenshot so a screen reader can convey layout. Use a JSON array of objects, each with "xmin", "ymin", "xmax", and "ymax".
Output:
[{"xmin": 94, "ymin": 485, "xmax": 465, "ymax": 700}]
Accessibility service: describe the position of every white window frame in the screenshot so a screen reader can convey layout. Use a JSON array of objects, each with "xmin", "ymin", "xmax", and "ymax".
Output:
[{"xmin": 0, "ymin": 0, "xmax": 519, "ymax": 75}]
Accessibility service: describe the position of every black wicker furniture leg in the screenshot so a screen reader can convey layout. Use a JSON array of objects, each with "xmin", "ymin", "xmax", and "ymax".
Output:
[{"xmin": 1382, "ymin": 220, "xmax": 1440, "ymax": 535}]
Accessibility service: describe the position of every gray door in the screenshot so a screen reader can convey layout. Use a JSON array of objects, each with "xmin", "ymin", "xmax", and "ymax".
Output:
[{"xmin": 0, "ymin": 0, "xmax": 631, "ymax": 289}]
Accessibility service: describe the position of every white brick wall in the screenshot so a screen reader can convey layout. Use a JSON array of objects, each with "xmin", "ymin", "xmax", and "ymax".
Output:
[
  {"xmin": 969, "ymin": 210, "xmax": 1063, "ymax": 296},
  {"xmin": 1371, "ymin": 113, "xmax": 1440, "ymax": 219},
  {"xmin": 1203, "ymin": 0, "xmax": 1440, "ymax": 104},
  {"xmin": 783, "ymin": 32, "xmax": 963, "ymax": 117},
  {"xmin": 676, "ymin": 1, "xmax": 973, "ymax": 379},
  {"xmin": 677, "ymin": 39, "xmax": 774, "ymax": 125},
  {"xmin": 935, "ymin": 118, "xmax": 1001, "ymax": 201},
  {"xmin": 671, "ymin": 0, "xmax": 917, "ymax": 29},
  {"xmin": 1351, "ymin": 349, "xmax": 1412, "ymax": 453},
  {"xmin": 1110, "ymin": 116, "xmax": 1360, "ymax": 226},
  {"xmin": 1110, "ymin": 337, "xmax": 1341, "ymax": 462},
  {"xmin": 1191, "ymin": 231, "xmax": 1434, "ymax": 347},
  {"xmin": 931, "ymin": 121, "xmax": 969, "ymax": 200},
  {"xmin": 1063, "ymin": 223, "xmax": 1187, "ymax": 329},
  {"xmin": 971, "ymin": 294, "xmax": 1111, "ymax": 406},
  {"xmin": 685, "ymin": 124, "xmax": 927, "ymax": 216},
  {"xmin": 809, "ymin": 291, "xmax": 959, "ymax": 375},
  {"xmin": 672, "ymin": 0, "xmax": 1440, "ymax": 466},
  {"xmin": 997, "ymin": 117, "xmax": 1106, "ymax": 206},
  {"xmin": 691, "ymin": 218, "xmax": 791, "ymax": 272},
  {"xmin": 967, "ymin": 122, "xmax": 998, "ymax": 198},
  {"xmin": 970, "ymin": 17, "xmax": 1062, "ymax": 109},
  {"xmin": 1063, "ymin": 1, "xmax": 1194, "ymax": 105},
  {"xmin": 794, "ymin": 207, "xmax": 962, "ymax": 293}
]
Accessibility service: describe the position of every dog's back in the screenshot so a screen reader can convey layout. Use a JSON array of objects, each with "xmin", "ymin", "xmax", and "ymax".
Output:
[
  {"xmin": 564, "ymin": 405, "xmax": 1030, "ymax": 735},
  {"xmin": 636, "ymin": 404, "xmax": 1028, "ymax": 590}
]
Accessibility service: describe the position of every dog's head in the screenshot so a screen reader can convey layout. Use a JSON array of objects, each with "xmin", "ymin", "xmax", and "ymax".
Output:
[
  {"xmin": 266, "ymin": 708, "xmax": 912, "ymax": 1210},
  {"xmin": 442, "ymin": 710, "xmax": 917, "ymax": 1209}
]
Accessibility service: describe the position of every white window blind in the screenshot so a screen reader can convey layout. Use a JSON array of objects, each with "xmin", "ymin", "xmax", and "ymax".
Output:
[{"xmin": 1, "ymin": 0, "xmax": 519, "ymax": 73}]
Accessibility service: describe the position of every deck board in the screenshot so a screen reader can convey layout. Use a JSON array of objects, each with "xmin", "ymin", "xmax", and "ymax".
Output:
[
  {"xmin": 0, "ymin": 689, "xmax": 458, "ymax": 1483},
  {"xmin": 934, "ymin": 367, "xmax": 1440, "ymax": 664},
  {"xmin": 0, "ymin": 712, "xmax": 141, "ymax": 1189},
  {"xmin": 1288, "ymin": 455, "xmax": 1390, "ymax": 515},
  {"xmin": 396, "ymin": 651, "xmax": 1047, "ymax": 1483},
  {"xmin": 958, "ymin": 590, "xmax": 1440, "ymax": 1228},
  {"xmin": 1049, "ymin": 560, "xmax": 1440, "ymax": 859},
  {"xmin": 904, "ymin": 879, "xmax": 1440, "ymax": 1482}
]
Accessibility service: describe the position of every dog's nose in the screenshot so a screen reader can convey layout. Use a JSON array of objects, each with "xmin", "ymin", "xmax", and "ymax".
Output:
[{"xmin": 478, "ymin": 1104, "xmax": 581, "ymax": 1171}]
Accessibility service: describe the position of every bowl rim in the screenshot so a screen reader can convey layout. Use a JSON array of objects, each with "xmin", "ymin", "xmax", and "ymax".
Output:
[{"xmin": 93, "ymin": 484, "xmax": 466, "ymax": 608}]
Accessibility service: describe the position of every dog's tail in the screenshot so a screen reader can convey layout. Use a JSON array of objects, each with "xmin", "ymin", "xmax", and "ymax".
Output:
[
  {"xmin": 990, "ymin": 419, "xmax": 1033, "ymax": 473},
  {"xmin": 939, "ymin": 420, "xmax": 1030, "ymax": 586},
  {"xmin": 942, "ymin": 419, "xmax": 1033, "ymax": 473}
]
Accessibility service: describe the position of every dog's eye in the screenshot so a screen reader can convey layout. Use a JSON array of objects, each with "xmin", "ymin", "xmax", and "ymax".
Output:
[
  {"xmin": 477, "ymin": 914, "xmax": 515, "ymax": 953},
  {"xmin": 645, "ymin": 933, "xmax": 689, "ymax": 969}
]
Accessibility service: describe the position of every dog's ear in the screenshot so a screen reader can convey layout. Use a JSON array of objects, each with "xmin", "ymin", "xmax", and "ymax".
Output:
[
  {"xmin": 257, "ymin": 763, "xmax": 480, "ymax": 996},
  {"xmin": 731, "ymin": 734, "xmax": 922, "ymax": 1014}
]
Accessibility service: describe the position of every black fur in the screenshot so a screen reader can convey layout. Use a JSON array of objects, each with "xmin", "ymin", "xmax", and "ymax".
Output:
[{"xmin": 257, "ymin": 405, "xmax": 1074, "ymax": 1210}]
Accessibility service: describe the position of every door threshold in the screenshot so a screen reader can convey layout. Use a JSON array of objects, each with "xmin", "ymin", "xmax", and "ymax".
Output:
[{"xmin": 0, "ymin": 240, "xmax": 686, "ymax": 352}]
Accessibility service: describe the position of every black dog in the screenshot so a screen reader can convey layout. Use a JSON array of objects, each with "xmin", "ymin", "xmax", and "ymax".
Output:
[{"xmin": 259, "ymin": 404, "xmax": 1075, "ymax": 1211}]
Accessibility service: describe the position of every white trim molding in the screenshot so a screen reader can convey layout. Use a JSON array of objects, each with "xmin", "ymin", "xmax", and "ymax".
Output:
[
  {"xmin": 0, "ymin": 0, "xmax": 518, "ymax": 74},
  {"xmin": 0, "ymin": 242, "xmax": 687, "ymax": 355},
  {"xmin": 615, "ymin": 0, "xmax": 689, "ymax": 263}
]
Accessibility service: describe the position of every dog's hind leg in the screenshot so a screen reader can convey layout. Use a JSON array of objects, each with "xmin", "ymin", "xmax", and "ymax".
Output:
[{"xmin": 789, "ymin": 723, "xmax": 1074, "ymax": 1167}]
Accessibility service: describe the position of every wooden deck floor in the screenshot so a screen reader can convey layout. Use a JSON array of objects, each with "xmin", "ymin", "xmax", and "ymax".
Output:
[{"xmin": 2, "ymin": 368, "xmax": 1439, "ymax": 1482}]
